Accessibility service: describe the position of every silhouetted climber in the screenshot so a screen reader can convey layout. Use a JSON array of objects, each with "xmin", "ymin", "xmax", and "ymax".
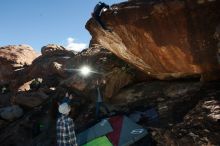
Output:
[
  {"xmin": 95, "ymin": 80, "xmax": 110, "ymax": 119},
  {"xmin": 92, "ymin": 2, "xmax": 111, "ymax": 32}
]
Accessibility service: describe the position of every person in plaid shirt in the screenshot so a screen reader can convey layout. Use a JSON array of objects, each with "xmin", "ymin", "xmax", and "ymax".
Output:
[{"xmin": 56, "ymin": 102, "xmax": 78, "ymax": 146}]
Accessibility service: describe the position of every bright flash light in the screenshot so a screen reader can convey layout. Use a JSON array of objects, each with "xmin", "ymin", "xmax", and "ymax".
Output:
[{"xmin": 80, "ymin": 66, "xmax": 91, "ymax": 76}]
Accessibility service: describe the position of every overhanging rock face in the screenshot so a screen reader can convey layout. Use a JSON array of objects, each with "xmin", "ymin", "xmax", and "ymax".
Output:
[{"xmin": 86, "ymin": 0, "xmax": 220, "ymax": 80}]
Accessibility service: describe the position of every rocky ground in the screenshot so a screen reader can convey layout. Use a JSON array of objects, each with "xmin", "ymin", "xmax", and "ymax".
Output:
[{"xmin": 0, "ymin": 0, "xmax": 220, "ymax": 146}]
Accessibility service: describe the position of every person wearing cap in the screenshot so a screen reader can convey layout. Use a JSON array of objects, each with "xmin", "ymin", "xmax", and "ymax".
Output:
[{"xmin": 56, "ymin": 103, "xmax": 78, "ymax": 146}]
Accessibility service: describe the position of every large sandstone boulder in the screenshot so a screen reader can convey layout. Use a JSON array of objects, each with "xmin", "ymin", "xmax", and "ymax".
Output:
[
  {"xmin": 41, "ymin": 44, "xmax": 73, "ymax": 56},
  {"xmin": 13, "ymin": 91, "xmax": 49, "ymax": 108},
  {"xmin": 0, "ymin": 45, "xmax": 38, "ymax": 86},
  {"xmin": 162, "ymin": 97, "xmax": 220, "ymax": 146},
  {"xmin": 107, "ymin": 81, "xmax": 220, "ymax": 146},
  {"xmin": 109, "ymin": 81, "xmax": 203, "ymax": 125},
  {"xmin": 0, "ymin": 105, "xmax": 23, "ymax": 121},
  {"xmin": 14, "ymin": 44, "xmax": 147, "ymax": 98},
  {"xmin": 86, "ymin": 0, "xmax": 220, "ymax": 80},
  {"xmin": 0, "ymin": 45, "xmax": 37, "ymax": 67},
  {"xmin": 10, "ymin": 45, "xmax": 75, "ymax": 91},
  {"xmin": 58, "ymin": 46, "xmax": 146, "ymax": 98}
]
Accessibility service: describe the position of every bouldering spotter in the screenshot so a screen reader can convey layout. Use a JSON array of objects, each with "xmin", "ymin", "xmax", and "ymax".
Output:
[
  {"xmin": 95, "ymin": 80, "xmax": 110, "ymax": 119},
  {"xmin": 57, "ymin": 103, "xmax": 78, "ymax": 146}
]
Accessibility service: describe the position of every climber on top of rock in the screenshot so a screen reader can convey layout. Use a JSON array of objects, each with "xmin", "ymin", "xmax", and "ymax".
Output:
[{"xmin": 92, "ymin": 1, "xmax": 112, "ymax": 32}]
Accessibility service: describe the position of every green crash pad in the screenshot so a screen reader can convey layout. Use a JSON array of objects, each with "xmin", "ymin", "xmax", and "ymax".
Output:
[
  {"xmin": 82, "ymin": 136, "xmax": 113, "ymax": 146},
  {"xmin": 77, "ymin": 119, "xmax": 113, "ymax": 145}
]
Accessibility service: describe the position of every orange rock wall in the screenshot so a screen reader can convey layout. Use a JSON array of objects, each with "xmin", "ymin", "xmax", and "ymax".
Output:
[{"xmin": 86, "ymin": 0, "xmax": 220, "ymax": 79}]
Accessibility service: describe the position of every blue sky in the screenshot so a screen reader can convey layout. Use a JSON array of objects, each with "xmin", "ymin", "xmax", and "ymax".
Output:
[{"xmin": 0, "ymin": 0, "xmax": 125, "ymax": 53}]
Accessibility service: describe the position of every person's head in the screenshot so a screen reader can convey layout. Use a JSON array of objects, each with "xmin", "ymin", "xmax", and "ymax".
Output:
[{"xmin": 58, "ymin": 103, "xmax": 71, "ymax": 115}]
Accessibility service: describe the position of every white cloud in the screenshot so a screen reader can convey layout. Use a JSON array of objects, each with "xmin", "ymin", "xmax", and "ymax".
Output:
[{"xmin": 66, "ymin": 37, "xmax": 87, "ymax": 52}]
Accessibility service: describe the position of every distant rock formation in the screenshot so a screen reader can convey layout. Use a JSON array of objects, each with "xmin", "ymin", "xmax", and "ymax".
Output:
[
  {"xmin": 7, "ymin": 44, "xmax": 146, "ymax": 99},
  {"xmin": 86, "ymin": 0, "xmax": 220, "ymax": 80},
  {"xmin": 41, "ymin": 44, "xmax": 73, "ymax": 56},
  {"xmin": 0, "ymin": 45, "xmax": 38, "ymax": 87}
]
